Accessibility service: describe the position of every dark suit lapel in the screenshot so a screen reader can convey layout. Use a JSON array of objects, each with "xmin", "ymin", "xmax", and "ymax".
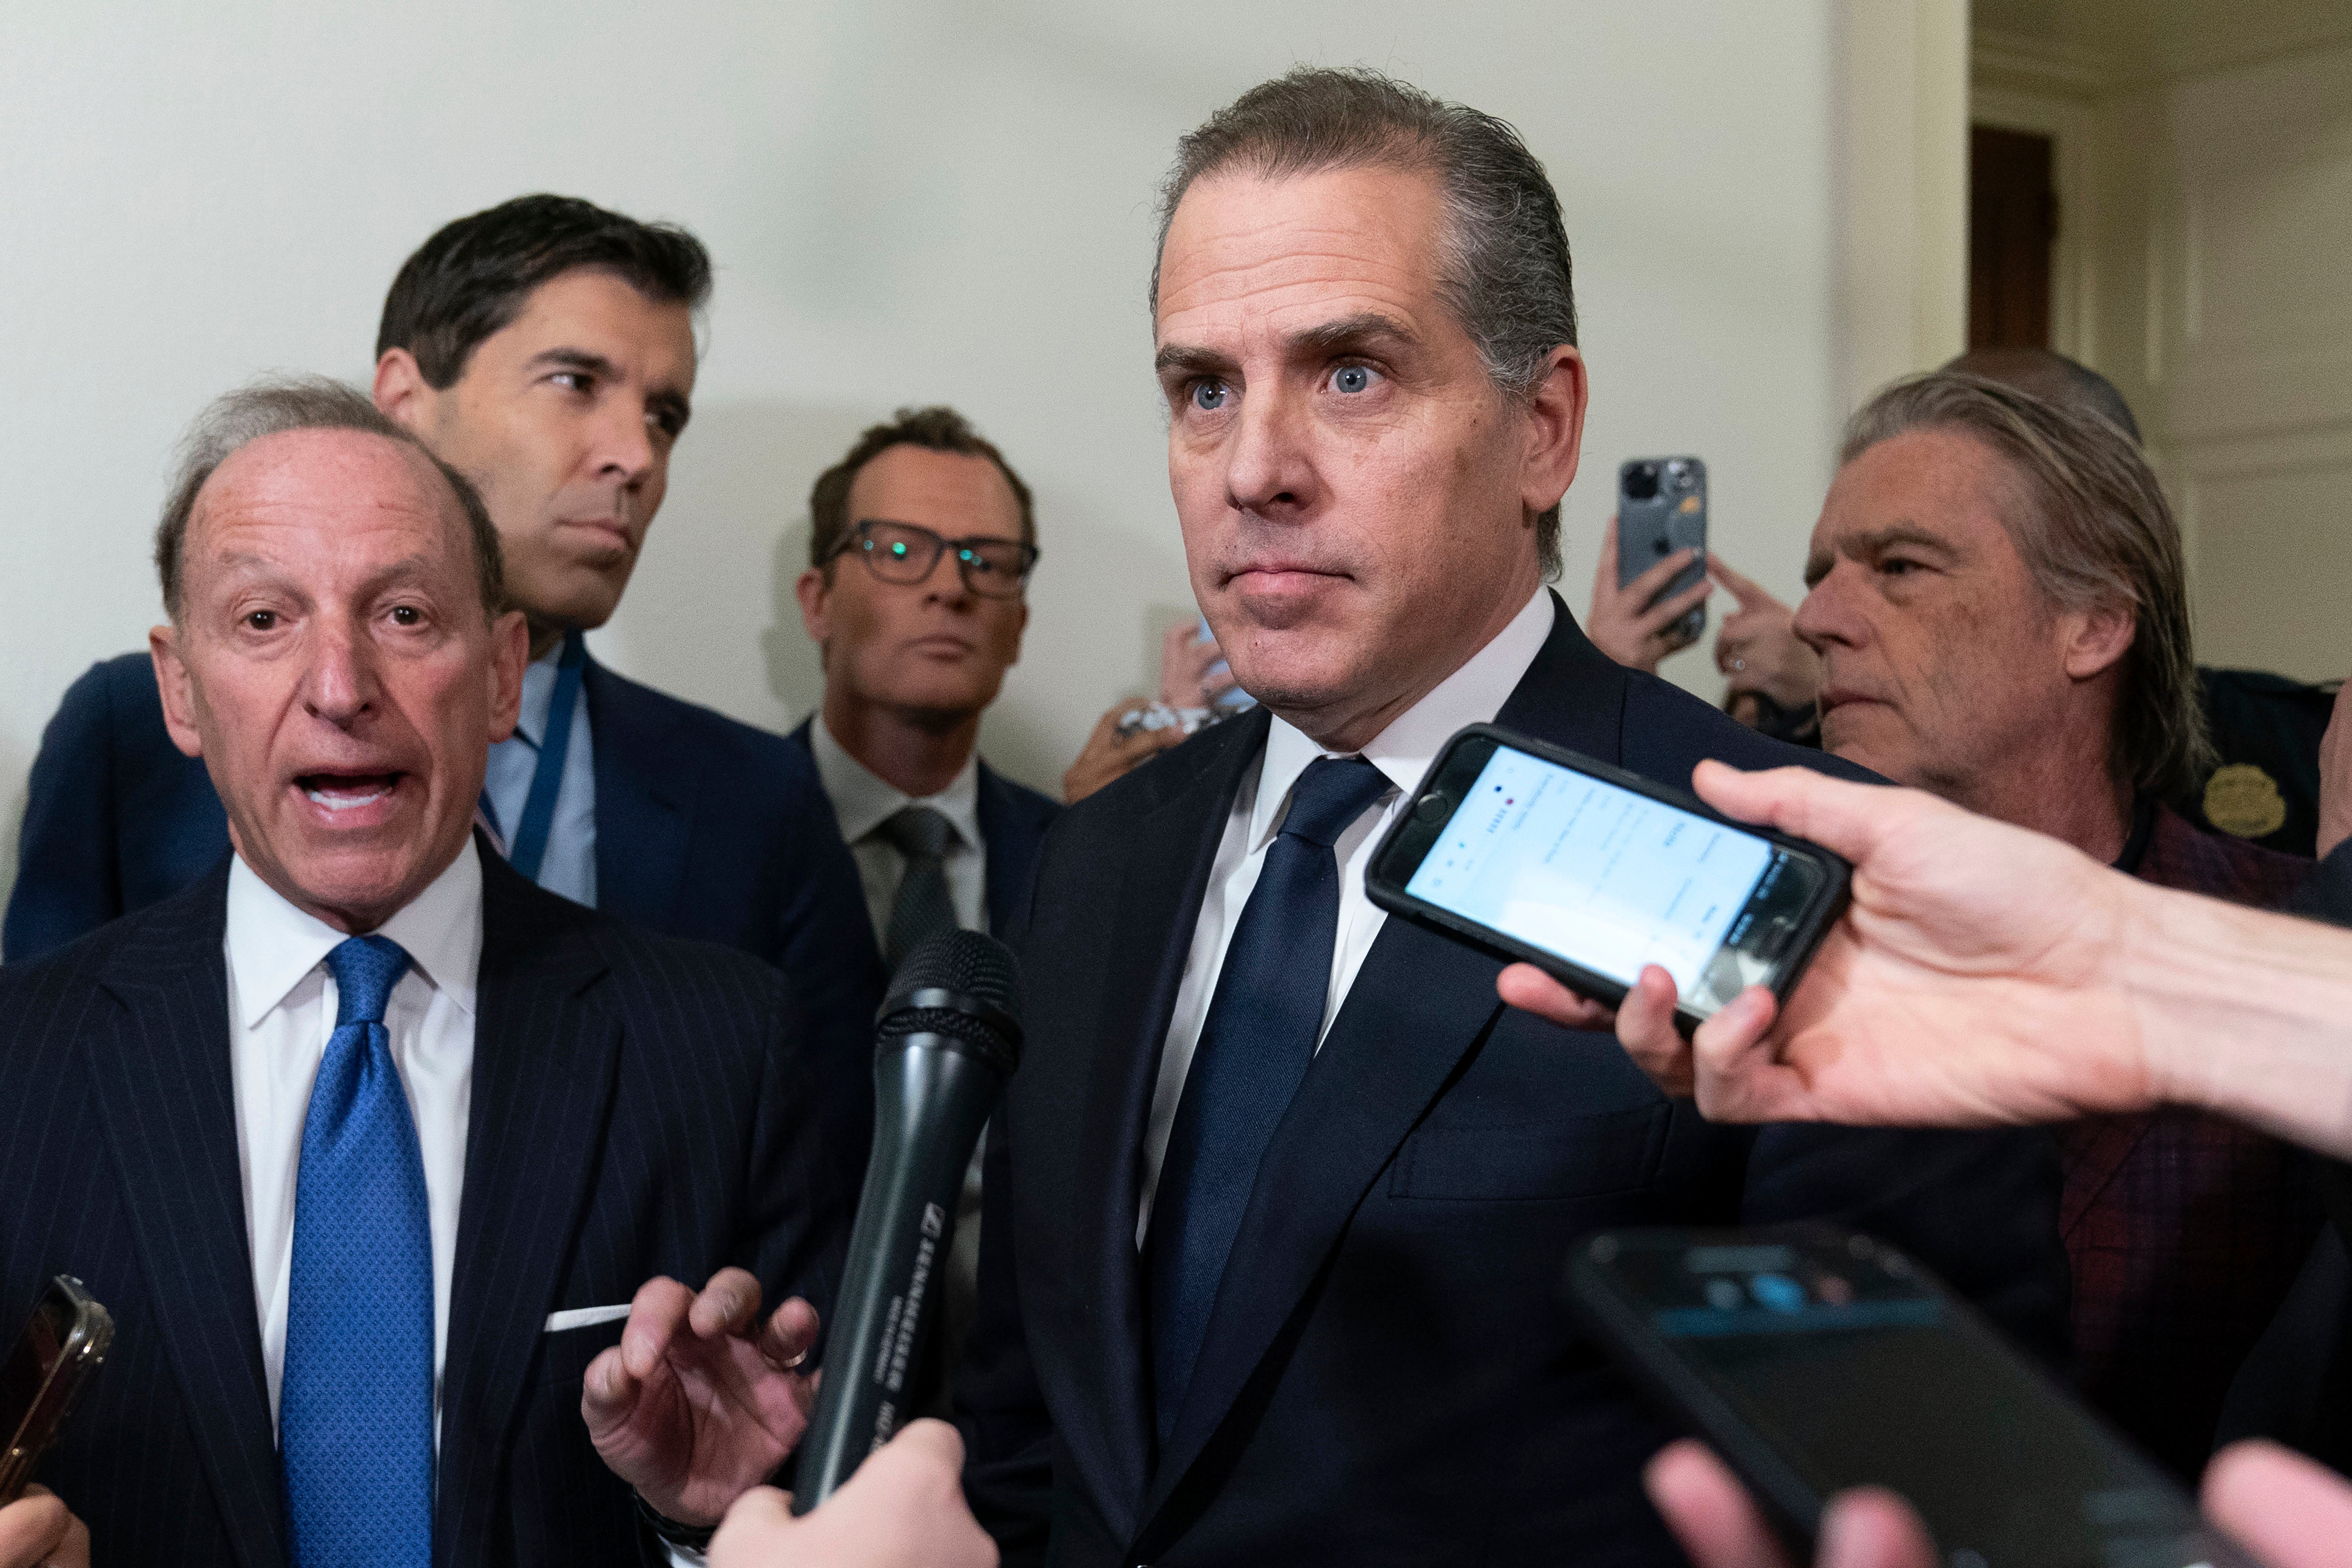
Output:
[
  {"xmin": 1045, "ymin": 711, "xmax": 1266, "ymax": 1535},
  {"xmin": 1144, "ymin": 596, "xmax": 1629, "ymax": 1517},
  {"xmin": 975, "ymin": 762, "xmax": 1047, "ymax": 938},
  {"xmin": 586, "ymin": 660, "xmax": 693, "ymax": 927},
  {"xmin": 86, "ymin": 867, "xmax": 288, "ymax": 1568},
  {"xmin": 433, "ymin": 851, "xmax": 622, "ymax": 1568}
]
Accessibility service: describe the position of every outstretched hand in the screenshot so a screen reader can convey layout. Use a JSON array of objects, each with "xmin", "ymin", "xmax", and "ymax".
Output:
[
  {"xmin": 1498, "ymin": 762, "xmax": 2158, "ymax": 1129},
  {"xmin": 583, "ymin": 1269, "xmax": 822, "ymax": 1527}
]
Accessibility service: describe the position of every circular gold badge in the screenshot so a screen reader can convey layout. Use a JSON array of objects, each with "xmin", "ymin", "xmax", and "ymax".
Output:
[{"xmin": 2202, "ymin": 762, "xmax": 2288, "ymax": 840}]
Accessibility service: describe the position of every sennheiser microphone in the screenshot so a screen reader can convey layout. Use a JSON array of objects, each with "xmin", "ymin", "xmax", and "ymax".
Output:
[{"xmin": 792, "ymin": 928, "xmax": 1024, "ymax": 1512}]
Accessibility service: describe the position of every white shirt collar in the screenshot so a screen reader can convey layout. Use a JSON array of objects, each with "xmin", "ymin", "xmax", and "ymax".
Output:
[
  {"xmin": 225, "ymin": 838, "xmax": 486, "ymax": 1029},
  {"xmin": 1252, "ymin": 587, "xmax": 1555, "ymax": 850},
  {"xmin": 810, "ymin": 716, "xmax": 983, "ymax": 851}
]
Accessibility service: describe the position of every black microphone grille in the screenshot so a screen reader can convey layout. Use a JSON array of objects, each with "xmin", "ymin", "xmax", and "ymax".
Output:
[{"xmin": 877, "ymin": 929, "xmax": 1024, "ymax": 1075}]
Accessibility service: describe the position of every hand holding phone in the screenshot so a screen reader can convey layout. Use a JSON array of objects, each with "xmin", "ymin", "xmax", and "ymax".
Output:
[
  {"xmin": 0, "ymin": 1278, "xmax": 110, "ymax": 1508},
  {"xmin": 1616, "ymin": 457, "xmax": 1710, "ymax": 651},
  {"xmin": 1567, "ymin": 1226, "xmax": 2262, "ymax": 1568},
  {"xmin": 1368, "ymin": 725, "xmax": 1849, "ymax": 1035}
]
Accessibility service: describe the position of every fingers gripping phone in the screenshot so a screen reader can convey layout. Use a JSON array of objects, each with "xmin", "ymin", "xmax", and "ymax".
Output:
[
  {"xmin": 1565, "ymin": 1227, "xmax": 2261, "ymax": 1568},
  {"xmin": 1619, "ymin": 457, "xmax": 1708, "ymax": 648},
  {"xmin": 1367, "ymin": 724, "xmax": 1849, "ymax": 1035},
  {"xmin": 0, "ymin": 1277, "xmax": 111, "ymax": 1505}
]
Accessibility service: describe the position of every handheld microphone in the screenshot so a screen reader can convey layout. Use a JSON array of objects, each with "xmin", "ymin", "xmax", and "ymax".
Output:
[{"xmin": 793, "ymin": 929, "xmax": 1024, "ymax": 1512}]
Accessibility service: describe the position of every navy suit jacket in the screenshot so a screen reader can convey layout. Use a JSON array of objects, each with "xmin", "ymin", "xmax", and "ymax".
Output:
[
  {"xmin": 785, "ymin": 718, "xmax": 1062, "ymax": 938},
  {"xmin": 0, "ymin": 846, "xmax": 854, "ymax": 1568},
  {"xmin": 5, "ymin": 650, "xmax": 886, "ymax": 1174},
  {"xmin": 958, "ymin": 595, "xmax": 2071, "ymax": 1568}
]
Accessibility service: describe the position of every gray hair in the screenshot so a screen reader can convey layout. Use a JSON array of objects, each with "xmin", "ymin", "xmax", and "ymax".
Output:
[
  {"xmin": 1842, "ymin": 372, "xmax": 2212, "ymax": 804},
  {"xmin": 154, "ymin": 375, "xmax": 504, "ymax": 622},
  {"xmin": 1152, "ymin": 67, "xmax": 1577, "ymax": 579}
]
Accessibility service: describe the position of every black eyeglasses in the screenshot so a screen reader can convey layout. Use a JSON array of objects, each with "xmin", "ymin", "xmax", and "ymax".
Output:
[{"xmin": 836, "ymin": 519, "xmax": 1039, "ymax": 599}]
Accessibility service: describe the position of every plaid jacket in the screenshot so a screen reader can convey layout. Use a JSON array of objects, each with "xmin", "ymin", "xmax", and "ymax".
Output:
[{"xmin": 2058, "ymin": 805, "xmax": 2323, "ymax": 1479}]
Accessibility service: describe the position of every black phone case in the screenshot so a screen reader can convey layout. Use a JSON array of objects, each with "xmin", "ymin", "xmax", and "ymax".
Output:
[
  {"xmin": 1365, "ymin": 723, "xmax": 1851, "ymax": 1036},
  {"xmin": 1560, "ymin": 1226, "xmax": 2261, "ymax": 1568}
]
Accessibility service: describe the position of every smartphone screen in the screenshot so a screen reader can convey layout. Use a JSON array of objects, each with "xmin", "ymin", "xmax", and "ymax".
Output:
[
  {"xmin": 1398, "ymin": 739, "xmax": 1828, "ymax": 1015},
  {"xmin": 1570, "ymin": 1231, "xmax": 2245, "ymax": 1568}
]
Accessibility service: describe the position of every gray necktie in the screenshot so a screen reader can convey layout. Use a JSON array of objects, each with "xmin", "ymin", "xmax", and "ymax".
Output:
[{"xmin": 877, "ymin": 806, "xmax": 960, "ymax": 969}]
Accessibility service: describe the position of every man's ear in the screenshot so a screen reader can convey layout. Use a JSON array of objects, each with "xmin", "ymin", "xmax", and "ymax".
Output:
[
  {"xmin": 2062, "ymin": 602, "xmax": 2136, "ymax": 681},
  {"xmin": 1521, "ymin": 343, "xmax": 1589, "ymax": 520},
  {"xmin": 150, "ymin": 623, "xmax": 206, "ymax": 760},
  {"xmin": 486, "ymin": 610, "xmax": 528, "ymax": 744},
  {"xmin": 795, "ymin": 566, "xmax": 833, "ymax": 654},
  {"xmin": 374, "ymin": 348, "xmax": 436, "ymax": 437}
]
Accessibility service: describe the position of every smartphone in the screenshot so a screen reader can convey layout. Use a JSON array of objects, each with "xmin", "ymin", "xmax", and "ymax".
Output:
[
  {"xmin": 1366, "ymin": 724, "xmax": 1849, "ymax": 1033},
  {"xmin": 1618, "ymin": 457, "xmax": 1708, "ymax": 650},
  {"xmin": 1564, "ymin": 1226, "xmax": 2259, "ymax": 1568},
  {"xmin": 0, "ymin": 1277, "xmax": 112, "ymax": 1504}
]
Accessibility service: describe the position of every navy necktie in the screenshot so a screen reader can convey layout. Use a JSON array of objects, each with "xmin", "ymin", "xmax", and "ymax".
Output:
[
  {"xmin": 283, "ymin": 935, "xmax": 434, "ymax": 1568},
  {"xmin": 1147, "ymin": 754, "xmax": 1392, "ymax": 1443}
]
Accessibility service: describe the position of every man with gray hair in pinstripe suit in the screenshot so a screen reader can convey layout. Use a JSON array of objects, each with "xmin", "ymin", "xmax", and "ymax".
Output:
[{"xmin": 0, "ymin": 377, "xmax": 866, "ymax": 1567}]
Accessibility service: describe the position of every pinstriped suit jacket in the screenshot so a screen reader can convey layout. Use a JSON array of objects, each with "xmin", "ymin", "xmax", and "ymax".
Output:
[{"xmin": 0, "ymin": 843, "xmax": 853, "ymax": 1568}]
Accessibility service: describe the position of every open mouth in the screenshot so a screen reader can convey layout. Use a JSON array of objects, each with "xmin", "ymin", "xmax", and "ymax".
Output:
[{"xmin": 297, "ymin": 771, "xmax": 403, "ymax": 812}]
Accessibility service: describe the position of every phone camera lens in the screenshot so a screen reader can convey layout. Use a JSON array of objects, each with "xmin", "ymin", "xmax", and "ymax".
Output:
[
  {"xmin": 1623, "ymin": 463, "xmax": 1660, "ymax": 501},
  {"xmin": 1664, "ymin": 459, "xmax": 1690, "ymax": 483}
]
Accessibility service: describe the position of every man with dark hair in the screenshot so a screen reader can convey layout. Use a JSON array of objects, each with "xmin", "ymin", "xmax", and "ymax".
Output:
[
  {"xmin": 955, "ymin": 68, "xmax": 2067, "ymax": 1566},
  {"xmin": 0, "ymin": 378, "xmax": 850, "ymax": 1566},
  {"xmin": 789, "ymin": 404, "xmax": 1060, "ymax": 1396},
  {"xmin": 6, "ymin": 195, "xmax": 884, "ymax": 1171}
]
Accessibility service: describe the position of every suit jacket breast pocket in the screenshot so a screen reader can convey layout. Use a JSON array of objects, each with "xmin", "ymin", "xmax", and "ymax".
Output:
[
  {"xmin": 532, "ymin": 1314, "xmax": 630, "ymax": 1392},
  {"xmin": 1390, "ymin": 1103, "xmax": 1673, "ymax": 1201}
]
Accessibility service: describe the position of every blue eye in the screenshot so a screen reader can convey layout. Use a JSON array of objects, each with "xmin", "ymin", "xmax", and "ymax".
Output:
[
  {"xmin": 1332, "ymin": 365, "xmax": 1376, "ymax": 394},
  {"xmin": 1191, "ymin": 379, "xmax": 1230, "ymax": 412}
]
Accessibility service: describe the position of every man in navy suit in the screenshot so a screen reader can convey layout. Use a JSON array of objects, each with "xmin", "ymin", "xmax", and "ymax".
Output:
[
  {"xmin": 3, "ymin": 196, "xmax": 884, "ymax": 1158},
  {"xmin": 0, "ymin": 379, "xmax": 851, "ymax": 1566},
  {"xmin": 788, "ymin": 404, "xmax": 1061, "ymax": 1401},
  {"xmin": 954, "ymin": 69, "xmax": 2070, "ymax": 1566}
]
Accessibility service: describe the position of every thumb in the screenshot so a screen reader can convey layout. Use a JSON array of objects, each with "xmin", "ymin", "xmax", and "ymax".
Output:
[{"xmin": 1688, "ymin": 761, "xmax": 1921, "ymax": 866}]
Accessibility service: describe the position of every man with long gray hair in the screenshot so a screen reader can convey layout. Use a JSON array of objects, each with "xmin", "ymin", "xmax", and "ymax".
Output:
[
  {"xmin": 1675, "ymin": 370, "xmax": 2319, "ymax": 1479},
  {"xmin": 953, "ymin": 68, "xmax": 2068, "ymax": 1566}
]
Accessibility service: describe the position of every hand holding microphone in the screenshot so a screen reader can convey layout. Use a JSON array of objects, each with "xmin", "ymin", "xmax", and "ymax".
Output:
[{"xmin": 795, "ymin": 929, "xmax": 1023, "ymax": 1510}]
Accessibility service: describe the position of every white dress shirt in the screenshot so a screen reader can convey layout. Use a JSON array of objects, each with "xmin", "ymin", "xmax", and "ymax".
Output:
[
  {"xmin": 809, "ymin": 717, "xmax": 989, "ymax": 938},
  {"xmin": 482, "ymin": 640, "xmax": 597, "ymax": 907},
  {"xmin": 1136, "ymin": 587, "xmax": 1554, "ymax": 1241},
  {"xmin": 225, "ymin": 840, "xmax": 483, "ymax": 1443}
]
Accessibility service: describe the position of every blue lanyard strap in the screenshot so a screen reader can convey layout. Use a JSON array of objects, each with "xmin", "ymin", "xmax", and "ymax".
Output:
[{"xmin": 507, "ymin": 629, "xmax": 586, "ymax": 882}]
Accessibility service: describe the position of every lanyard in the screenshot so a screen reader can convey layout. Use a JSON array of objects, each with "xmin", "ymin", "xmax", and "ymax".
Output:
[{"xmin": 506, "ymin": 629, "xmax": 586, "ymax": 882}]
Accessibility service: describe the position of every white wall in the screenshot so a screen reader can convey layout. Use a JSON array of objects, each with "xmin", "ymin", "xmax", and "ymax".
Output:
[
  {"xmin": 0, "ymin": 0, "xmax": 1866, "ymax": 904},
  {"xmin": 1974, "ymin": 15, "xmax": 2352, "ymax": 686}
]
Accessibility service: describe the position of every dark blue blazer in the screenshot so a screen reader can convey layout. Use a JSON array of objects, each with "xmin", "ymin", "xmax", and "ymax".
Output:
[
  {"xmin": 958, "ymin": 595, "xmax": 2071, "ymax": 1568},
  {"xmin": 5, "ymin": 650, "xmax": 886, "ymax": 1173},
  {"xmin": 785, "ymin": 718, "xmax": 1062, "ymax": 938},
  {"xmin": 0, "ymin": 845, "xmax": 854, "ymax": 1568}
]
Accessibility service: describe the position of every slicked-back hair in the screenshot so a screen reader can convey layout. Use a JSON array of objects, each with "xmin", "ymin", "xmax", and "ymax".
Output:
[
  {"xmin": 1153, "ymin": 67, "xmax": 1577, "ymax": 578},
  {"xmin": 154, "ymin": 376, "xmax": 505, "ymax": 624},
  {"xmin": 808, "ymin": 405, "xmax": 1036, "ymax": 573},
  {"xmin": 376, "ymin": 193, "xmax": 712, "ymax": 389},
  {"xmin": 1842, "ymin": 372, "xmax": 2213, "ymax": 804}
]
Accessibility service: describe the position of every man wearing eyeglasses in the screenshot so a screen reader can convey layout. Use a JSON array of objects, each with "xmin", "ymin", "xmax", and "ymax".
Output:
[{"xmin": 791, "ymin": 405, "xmax": 1061, "ymax": 1397}]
